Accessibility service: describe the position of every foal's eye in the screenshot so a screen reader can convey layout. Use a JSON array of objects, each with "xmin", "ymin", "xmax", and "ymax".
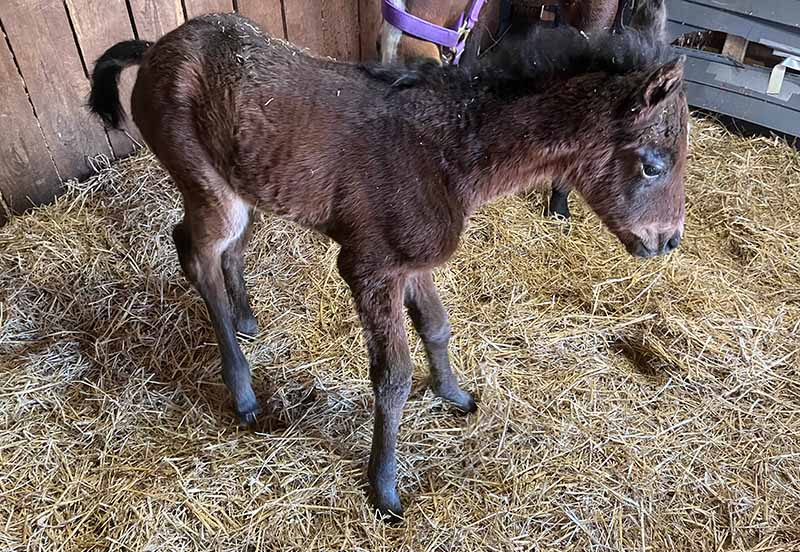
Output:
[{"xmin": 641, "ymin": 163, "xmax": 663, "ymax": 179}]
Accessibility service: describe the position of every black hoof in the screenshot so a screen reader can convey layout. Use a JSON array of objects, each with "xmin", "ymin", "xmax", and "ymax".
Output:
[
  {"xmin": 371, "ymin": 491, "xmax": 404, "ymax": 522},
  {"xmin": 433, "ymin": 385, "xmax": 478, "ymax": 414},
  {"xmin": 236, "ymin": 316, "xmax": 259, "ymax": 337},
  {"xmin": 545, "ymin": 191, "xmax": 571, "ymax": 220},
  {"xmin": 457, "ymin": 393, "xmax": 478, "ymax": 414},
  {"xmin": 236, "ymin": 403, "xmax": 262, "ymax": 427}
]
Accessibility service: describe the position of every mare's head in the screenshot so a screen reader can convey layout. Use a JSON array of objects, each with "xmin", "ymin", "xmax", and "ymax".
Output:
[
  {"xmin": 378, "ymin": 0, "xmax": 495, "ymax": 64},
  {"xmin": 379, "ymin": 0, "xmax": 459, "ymax": 63}
]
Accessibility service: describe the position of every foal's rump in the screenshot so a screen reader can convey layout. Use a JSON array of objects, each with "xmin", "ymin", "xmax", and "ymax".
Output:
[
  {"xmin": 90, "ymin": 11, "xmax": 463, "ymax": 251},
  {"xmin": 128, "ymin": 14, "xmax": 387, "ymax": 225},
  {"xmin": 129, "ymin": 14, "xmax": 284, "ymax": 166}
]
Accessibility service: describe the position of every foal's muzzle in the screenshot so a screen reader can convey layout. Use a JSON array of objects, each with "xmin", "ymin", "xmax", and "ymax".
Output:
[{"xmin": 628, "ymin": 230, "xmax": 683, "ymax": 258}]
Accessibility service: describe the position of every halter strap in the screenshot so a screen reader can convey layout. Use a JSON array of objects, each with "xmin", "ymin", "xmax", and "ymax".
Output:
[{"xmin": 381, "ymin": 0, "xmax": 487, "ymax": 64}]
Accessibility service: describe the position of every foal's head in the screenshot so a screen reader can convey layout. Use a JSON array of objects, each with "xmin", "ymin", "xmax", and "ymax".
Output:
[
  {"xmin": 490, "ymin": 28, "xmax": 688, "ymax": 257},
  {"xmin": 579, "ymin": 55, "xmax": 688, "ymax": 258}
]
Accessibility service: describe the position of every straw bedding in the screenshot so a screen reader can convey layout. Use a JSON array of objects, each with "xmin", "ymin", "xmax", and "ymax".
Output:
[{"xmin": 0, "ymin": 117, "xmax": 798, "ymax": 551}]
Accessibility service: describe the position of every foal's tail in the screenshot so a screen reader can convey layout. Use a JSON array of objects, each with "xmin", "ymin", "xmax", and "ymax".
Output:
[{"xmin": 88, "ymin": 40, "xmax": 153, "ymax": 129}]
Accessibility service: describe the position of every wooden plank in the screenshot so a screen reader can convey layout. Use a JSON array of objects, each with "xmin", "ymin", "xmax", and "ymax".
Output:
[
  {"xmin": 128, "ymin": 0, "xmax": 184, "ymax": 40},
  {"xmin": 722, "ymin": 33, "xmax": 748, "ymax": 63},
  {"xmin": 185, "ymin": 0, "xmax": 234, "ymax": 18},
  {"xmin": 66, "ymin": 0, "xmax": 141, "ymax": 158},
  {"xmin": 237, "ymin": 0, "xmax": 285, "ymax": 38},
  {"xmin": 283, "ymin": 0, "xmax": 360, "ymax": 60},
  {"xmin": 0, "ymin": 32, "xmax": 61, "ymax": 216},
  {"xmin": 0, "ymin": 0, "xmax": 111, "ymax": 184},
  {"xmin": 359, "ymin": 0, "xmax": 382, "ymax": 61}
]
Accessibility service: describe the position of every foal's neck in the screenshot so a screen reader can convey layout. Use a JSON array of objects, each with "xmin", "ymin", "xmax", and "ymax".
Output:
[{"xmin": 453, "ymin": 75, "xmax": 612, "ymax": 213}]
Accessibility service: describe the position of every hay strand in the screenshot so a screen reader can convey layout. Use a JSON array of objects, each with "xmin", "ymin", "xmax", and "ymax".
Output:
[{"xmin": 0, "ymin": 117, "xmax": 798, "ymax": 550}]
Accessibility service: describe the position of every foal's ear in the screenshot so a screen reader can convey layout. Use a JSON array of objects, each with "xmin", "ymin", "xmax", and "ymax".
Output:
[{"xmin": 631, "ymin": 56, "xmax": 685, "ymax": 121}]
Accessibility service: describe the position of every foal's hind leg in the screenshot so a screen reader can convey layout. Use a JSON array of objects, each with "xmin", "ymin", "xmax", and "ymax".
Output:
[
  {"xmin": 173, "ymin": 193, "xmax": 259, "ymax": 425},
  {"xmin": 221, "ymin": 214, "xmax": 258, "ymax": 337},
  {"xmin": 405, "ymin": 272, "xmax": 477, "ymax": 413},
  {"xmin": 546, "ymin": 178, "xmax": 571, "ymax": 220}
]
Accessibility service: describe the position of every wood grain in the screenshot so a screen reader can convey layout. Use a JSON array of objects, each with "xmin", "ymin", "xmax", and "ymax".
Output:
[
  {"xmin": 185, "ymin": 0, "xmax": 234, "ymax": 18},
  {"xmin": 359, "ymin": 0, "xmax": 382, "ymax": 61},
  {"xmin": 66, "ymin": 0, "xmax": 141, "ymax": 157},
  {"xmin": 237, "ymin": 0, "xmax": 285, "ymax": 38},
  {"xmin": 284, "ymin": 0, "xmax": 360, "ymax": 60},
  {"xmin": 0, "ymin": 34, "xmax": 61, "ymax": 217},
  {"xmin": 128, "ymin": 0, "xmax": 184, "ymax": 40},
  {"xmin": 0, "ymin": 0, "xmax": 112, "ymax": 183},
  {"xmin": 722, "ymin": 34, "xmax": 748, "ymax": 63}
]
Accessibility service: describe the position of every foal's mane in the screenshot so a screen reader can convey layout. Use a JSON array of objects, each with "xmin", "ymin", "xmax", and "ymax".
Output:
[{"xmin": 362, "ymin": 26, "xmax": 674, "ymax": 93}]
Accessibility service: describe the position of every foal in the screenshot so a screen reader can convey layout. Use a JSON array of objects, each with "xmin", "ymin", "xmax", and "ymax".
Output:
[
  {"xmin": 379, "ymin": 0, "xmax": 656, "ymax": 219},
  {"xmin": 89, "ymin": 13, "xmax": 688, "ymax": 518}
]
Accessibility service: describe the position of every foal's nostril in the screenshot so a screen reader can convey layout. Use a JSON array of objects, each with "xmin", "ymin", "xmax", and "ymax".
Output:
[{"xmin": 663, "ymin": 231, "xmax": 682, "ymax": 253}]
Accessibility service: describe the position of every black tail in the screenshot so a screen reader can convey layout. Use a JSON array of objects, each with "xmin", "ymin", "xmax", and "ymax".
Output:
[{"xmin": 88, "ymin": 40, "xmax": 153, "ymax": 129}]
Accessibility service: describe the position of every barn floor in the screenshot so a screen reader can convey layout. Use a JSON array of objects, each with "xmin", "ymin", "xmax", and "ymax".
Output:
[{"xmin": 1, "ymin": 117, "xmax": 799, "ymax": 551}]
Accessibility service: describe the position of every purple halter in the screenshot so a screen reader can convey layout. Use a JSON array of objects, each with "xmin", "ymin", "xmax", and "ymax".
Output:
[{"xmin": 381, "ymin": 0, "xmax": 487, "ymax": 65}]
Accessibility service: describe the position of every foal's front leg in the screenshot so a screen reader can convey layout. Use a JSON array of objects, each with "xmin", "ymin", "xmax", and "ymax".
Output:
[
  {"xmin": 338, "ymin": 255, "xmax": 412, "ymax": 519},
  {"xmin": 405, "ymin": 272, "xmax": 476, "ymax": 413}
]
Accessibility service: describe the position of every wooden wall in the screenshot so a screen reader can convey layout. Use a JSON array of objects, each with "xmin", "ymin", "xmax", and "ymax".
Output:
[{"xmin": 0, "ymin": 0, "xmax": 383, "ymax": 225}]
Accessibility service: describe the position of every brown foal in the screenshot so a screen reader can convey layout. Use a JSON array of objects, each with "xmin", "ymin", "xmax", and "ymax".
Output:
[{"xmin": 89, "ymin": 9, "xmax": 687, "ymax": 518}]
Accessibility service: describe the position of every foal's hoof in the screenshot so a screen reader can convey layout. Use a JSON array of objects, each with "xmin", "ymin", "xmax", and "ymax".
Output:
[
  {"xmin": 236, "ymin": 316, "xmax": 259, "ymax": 337},
  {"xmin": 236, "ymin": 403, "xmax": 262, "ymax": 427},
  {"xmin": 457, "ymin": 392, "xmax": 478, "ymax": 414},
  {"xmin": 371, "ymin": 489, "xmax": 404, "ymax": 522},
  {"xmin": 433, "ymin": 385, "xmax": 478, "ymax": 414},
  {"xmin": 545, "ymin": 194, "xmax": 571, "ymax": 220}
]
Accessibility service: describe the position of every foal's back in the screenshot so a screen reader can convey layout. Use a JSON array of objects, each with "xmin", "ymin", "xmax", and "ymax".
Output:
[{"xmin": 134, "ymin": 16, "xmax": 367, "ymax": 223}]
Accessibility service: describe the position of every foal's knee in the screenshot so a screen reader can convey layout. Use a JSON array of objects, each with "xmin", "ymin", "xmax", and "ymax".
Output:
[
  {"xmin": 421, "ymin": 319, "xmax": 451, "ymax": 347},
  {"xmin": 370, "ymin": 354, "xmax": 413, "ymax": 403}
]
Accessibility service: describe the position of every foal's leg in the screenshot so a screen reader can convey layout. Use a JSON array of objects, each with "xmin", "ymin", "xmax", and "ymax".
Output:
[
  {"xmin": 221, "ymin": 214, "xmax": 258, "ymax": 337},
  {"xmin": 338, "ymin": 253, "xmax": 411, "ymax": 519},
  {"xmin": 173, "ymin": 193, "xmax": 259, "ymax": 425},
  {"xmin": 546, "ymin": 178, "xmax": 571, "ymax": 220},
  {"xmin": 405, "ymin": 272, "xmax": 476, "ymax": 413}
]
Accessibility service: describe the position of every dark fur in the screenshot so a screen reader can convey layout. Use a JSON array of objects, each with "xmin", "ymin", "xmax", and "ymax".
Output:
[
  {"xmin": 367, "ymin": 26, "xmax": 674, "ymax": 94},
  {"xmin": 381, "ymin": 0, "xmax": 669, "ymax": 219},
  {"xmin": 88, "ymin": 40, "xmax": 153, "ymax": 128},
  {"xmin": 89, "ymin": 12, "xmax": 687, "ymax": 520}
]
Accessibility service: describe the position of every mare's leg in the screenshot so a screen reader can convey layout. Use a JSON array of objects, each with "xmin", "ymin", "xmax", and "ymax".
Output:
[
  {"xmin": 173, "ymin": 188, "xmax": 259, "ymax": 425},
  {"xmin": 338, "ymin": 252, "xmax": 411, "ymax": 519},
  {"xmin": 221, "ymin": 214, "xmax": 258, "ymax": 337},
  {"xmin": 405, "ymin": 272, "xmax": 476, "ymax": 413},
  {"xmin": 546, "ymin": 179, "xmax": 571, "ymax": 219}
]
